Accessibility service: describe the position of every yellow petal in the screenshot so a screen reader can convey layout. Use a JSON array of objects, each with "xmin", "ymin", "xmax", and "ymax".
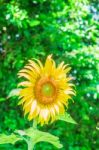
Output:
[
  {"xmin": 53, "ymin": 104, "xmax": 59, "ymax": 114},
  {"xmin": 23, "ymin": 99, "xmax": 32, "ymax": 110},
  {"xmin": 28, "ymin": 60, "xmax": 41, "ymax": 74},
  {"xmin": 18, "ymin": 81, "xmax": 32, "ymax": 87},
  {"xmin": 57, "ymin": 61, "xmax": 64, "ymax": 69},
  {"xmin": 44, "ymin": 55, "xmax": 53, "ymax": 74},
  {"xmin": 64, "ymin": 89, "xmax": 75, "ymax": 95},
  {"xmin": 18, "ymin": 72, "xmax": 31, "ymax": 80},
  {"xmin": 30, "ymin": 100, "xmax": 37, "ymax": 115},
  {"xmin": 57, "ymin": 101, "xmax": 65, "ymax": 113},
  {"xmin": 41, "ymin": 108, "xmax": 49, "ymax": 121},
  {"xmin": 64, "ymin": 67, "xmax": 71, "ymax": 74},
  {"xmin": 49, "ymin": 106, "xmax": 56, "ymax": 122},
  {"xmin": 28, "ymin": 108, "xmax": 38, "ymax": 121},
  {"xmin": 33, "ymin": 58, "xmax": 43, "ymax": 69}
]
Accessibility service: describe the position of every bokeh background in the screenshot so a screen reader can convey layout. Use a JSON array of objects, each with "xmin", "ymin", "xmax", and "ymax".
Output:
[{"xmin": 0, "ymin": 0, "xmax": 99, "ymax": 150}]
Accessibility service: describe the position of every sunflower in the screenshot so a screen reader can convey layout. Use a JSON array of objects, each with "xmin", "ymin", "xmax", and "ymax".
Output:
[{"xmin": 18, "ymin": 55, "xmax": 75, "ymax": 125}]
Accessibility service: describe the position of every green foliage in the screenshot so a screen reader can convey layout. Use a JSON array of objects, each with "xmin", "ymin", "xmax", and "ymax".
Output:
[
  {"xmin": 8, "ymin": 88, "xmax": 21, "ymax": 98},
  {"xmin": 0, "ymin": 127, "xmax": 63, "ymax": 149},
  {"xmin": 0, "ymin": 0, "xmax": 99, "ymax": 149},
  {"xmin": 0, "ymin": 133, "xmax": 21, "ymax": 145},
  {"xmin": 57, "ymin": 112, "xmax": 77, "ymax": 124},
  {"xmin": 25, "ymin": 128, "xmax": 63, "ymax": 149}
]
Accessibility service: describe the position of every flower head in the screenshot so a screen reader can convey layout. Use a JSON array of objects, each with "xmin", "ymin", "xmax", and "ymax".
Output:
[{"xmin": 18, "ymin": 55, "xmax": 75, "ymax": 125}]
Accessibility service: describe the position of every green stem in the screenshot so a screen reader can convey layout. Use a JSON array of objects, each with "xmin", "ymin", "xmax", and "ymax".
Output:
[
  {"xmin": 33, "ymin": 119, "xmax": 37, "ymax": 129},
  {"xmin": 27, "ymin": 139, "xmax": 35, "ymax": 150},
  {"xmin": 27, "ymin": 120, "xmax": 38, "ymax": 150}
]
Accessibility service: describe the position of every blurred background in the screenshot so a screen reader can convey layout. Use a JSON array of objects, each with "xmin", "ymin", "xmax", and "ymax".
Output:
[{"xmin": 0, "ymin": 0, "xmax": 99, "ymax": 150}]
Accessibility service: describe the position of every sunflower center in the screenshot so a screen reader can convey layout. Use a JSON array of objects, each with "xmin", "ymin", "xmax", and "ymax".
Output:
[
  {"xmin": 41, "ymin": 83, "xmax": 54, "ymax": 97},
  {"xmin": 35, "ymin": 77, "xmax": 57, "ymax": 104}
]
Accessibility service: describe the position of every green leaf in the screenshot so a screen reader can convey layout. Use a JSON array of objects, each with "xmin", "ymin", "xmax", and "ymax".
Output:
[
  {"xmin": 28, "ymin": 20, "xmax": 40, "ymax": 27},
  {"xmin": 0, "ymin": 133, "xmax": 21, "ymax": 145},
  {"xmin": 23, "ymin": 128, "xmax": 63, "ymax": 149},
  {"xmin": 0, "ymin": 97, "xmax": 6, "ymax": 102},
  {"xmin": 56, "ymin": 112, "xmax": 77, "ymax": 124},
  {"xmin": 8, "ymin": 88, "xmax": 21, "ymax": 98}
]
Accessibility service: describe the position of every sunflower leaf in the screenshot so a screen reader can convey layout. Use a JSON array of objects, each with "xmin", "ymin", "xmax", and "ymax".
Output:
[
  {"xmin": 57, "ymin": 112, "xmax": 77, "ymax": 124},
  {"xmin": 8, "ymin": 88, "xmax": 21, "ymax": 98},
  {"xmin": 0, "ymin": 133, "xmax": 21, "ymax": 145},
  {"xmin": 24, "ymin": 128, "xmax": 63, "ymax": 149}
]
